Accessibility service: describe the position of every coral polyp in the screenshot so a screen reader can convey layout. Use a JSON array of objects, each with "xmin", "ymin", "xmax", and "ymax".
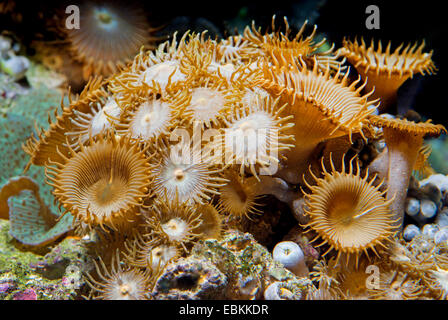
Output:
[
  {"xmin": 368, "ymin": 114, "xmax": 446, "ymax": 229},
  {"xmin": 194, "ymin": 203, "xmax": 223, "ymax": 240},
  {"xmin": 150, "ymin": 139, "xmax": 227, "ymax": 204},
  {"xmin": 125, "ymin": 234, "xmax": 180, "ymax": 270},
  {"xmin": 66, "ymin": 93, "xmax": 122, "ymax": 150},
  {"xmin": 86, "ymin": 250, "xmax": 156, "ymax": 300},
  {"xmin": 243, "ymin": 16, "xmax": 342, "ymax": 71},
  {"xmin": 368, "ymin": 270, "xmax": 424, "ymax": 300},
  {"xmin": 22, "ymin": 76, "xmax": 107, "ymax": 171},
  {"xmin": 108, "ymin": 32, "xmax": 188, "ymax": 98},
  {"xmin": 64, "ymin": 1, "xmax": 157, "ymax": 79},
  {"xmin": 120, "ymin": 97, "xmax": 177, "ymax": 142},
  {"xmin": 303, "ymin": 156, "xmax": 396, "ymax": 265},
  {"xmin": 45, "ymin": 133, "xmax": 152, "ymax": 231},
  {"xmin": 259, "ymin": 59, "xmax": 377, "ymax": 184},
  {"xmin": 182, "ymin": 83, "xmax": 234, "ymax": 129},
  {"xmin": 143, "ymin": 199, "xmax": 204, "ymax": 252},
  {"xmin": 217, "ymin": 170, "xmax": 264, "ymax": 219},
  {"xmin": 338, "ymin": 38, "xmax": 436, "ymax": 111},
  {"xmin": 425, "ymin": 267, "xmax": 448, "ymax": 299},
  {"xmin": 212, "ymin": 95, "xmax": 295, "ymax": 178},
  {"xmin": 216, "ymin": 35, "xmax": 257, "ymax": 64}
]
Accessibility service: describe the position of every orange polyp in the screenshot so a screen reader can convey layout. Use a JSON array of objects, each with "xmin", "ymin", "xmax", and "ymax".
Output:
[
  {"xmin": 45, "ymin": 132, "xmax": 152, "ymax": 231},
  {"xmin": 368, "ymin": 115, "xmax": 446, "ymax": 230},
  {"xmin": 303, "ymin": 155, "xmax": 395, "ymax": 266},
  {"xmin": 63, "ymin": 2, "xmax": 158, "ymax": 79},
  {"xmin": 259, "ymin": 58, "xmax": 377, "ymax": 184},
  {"xmin": 338, "ymin": 38, "xmax": 436, "ymax": 112}
]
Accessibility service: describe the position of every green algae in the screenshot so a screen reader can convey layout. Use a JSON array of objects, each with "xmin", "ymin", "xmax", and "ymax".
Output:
[
  {"xmin": 0, "ymin": 220, "xmax": 37, "ymax": 275},
  {"xmin": 0, "ymin": 219, "xmax": 91, "ymax": 300}
]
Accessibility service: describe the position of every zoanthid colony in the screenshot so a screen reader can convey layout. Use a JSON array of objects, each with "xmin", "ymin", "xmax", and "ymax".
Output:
[{"xmin": 3, "ymin": 15, "xmax": 447, "ymax": 300}]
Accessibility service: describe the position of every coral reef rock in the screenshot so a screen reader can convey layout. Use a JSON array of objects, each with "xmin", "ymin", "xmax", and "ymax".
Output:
[
  {"xmin": 0, "ymin": 219, "xmax": 91, "ymax": 300},
  {"xmin": 152, "ymin": 230, "xmax": 313, "ymax": 300}
]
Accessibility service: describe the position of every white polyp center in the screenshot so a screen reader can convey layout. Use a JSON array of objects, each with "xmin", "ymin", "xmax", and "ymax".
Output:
[
  {"xmin": 226, "ymin": 112, "xmax": 274, "ymax": 163},
  {"xmin": 221, "ymin": 44, "xmax": 239, "ymax": 57},
  {"xmin": 247, "ymin": 61, "xmax": 258, "ymax": 72},
  {"xmin": 208, "ymin": 62, "xmax": 237, "ymax": 80},
  {"xmin": 130, "ymin": 100, "xmax": 171, "ymax": 139},
  {"xmin": 104, "ymin": 98, "xmax": 120, "ymax": 114},
  {"xmin": 239, "ymin": 120, "xmax": 254, "ymax": 132},
  {"xmin": 141, "ymin": 113, "xmax": 152, "ymax": 125},
  {"xmin": 94, "ymin": 7, "xmax": 118, "ymax": 31},
  {"xmin": 173, "ymin": 168, "xmax": 185, "ymax": 181},
  {"xmin": 152, "ymin": 140, "xmax": 211, "ymax": 203},
  {"xmin": 141, "ymin": 60, "xmax": 185, "ymax": 87},
  {"xmin": 162, "ymin": 218, "xmax": 189, "ymax": 242},
  {"xmin": 188, "ymin": 87, "xmax": 225, "ymax": 124},
  {"xmin": 109, "ymin": 272, "xmax": 141, "ymax": 300},
  {"xmin": 119, "ymin": 284, "xmax": 131, "ymax": 296},
  {"xmin": 153, "ymin": 63, "xmax": 175, "ymax": 75},
  {"xmin": 223, "ymin": 63, "xmax": 234, "ymax": 71},
  {"xmin": 152, "ymin": 247, "xmax": 163, "ymax": 258}
]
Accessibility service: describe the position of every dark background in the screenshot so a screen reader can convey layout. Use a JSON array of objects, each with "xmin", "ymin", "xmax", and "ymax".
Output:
[
  {"xmin": 2, "ymin": 0, "xmax": 447, "ymax": 125},
  {"xmin": 163, "ymin": 0, "xmax": 447, "ymax": 125}
]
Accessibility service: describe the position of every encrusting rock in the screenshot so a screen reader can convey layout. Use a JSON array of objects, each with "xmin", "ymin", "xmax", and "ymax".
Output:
[
  {"xmin": 0, "ymin": 219, "xmax": 91, "ymax": 300},
  {"xmin": 151, "ymin": 230, "xmax": 314, "ymax": 300}
]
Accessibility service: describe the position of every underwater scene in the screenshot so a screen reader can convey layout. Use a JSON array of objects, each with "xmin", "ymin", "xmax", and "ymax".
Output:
[{"xmin": 1, "ymin": 0, "xmax": 448, "ymax": 302}]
